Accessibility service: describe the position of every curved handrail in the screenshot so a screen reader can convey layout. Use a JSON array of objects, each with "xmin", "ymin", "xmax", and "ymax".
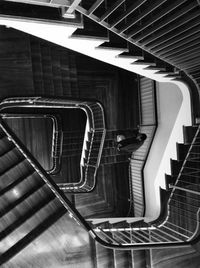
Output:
[
  {"xmin": 1, "ymin": 112, "xmax": 62, "ymax": 175},
  {"xmin": 0, "ymin": 97, "xmax": 106, "ymax": 193},
  {"xmin": 87, "ymin": 124, "xmax": 200, "ymax": 249},
  {"xmin": 2, "ymin": 115, "xmax": 198, "ymax": 252},
  {"xmin": 3, "ymin": 114, "xmax": 200, "ymax": 251}
]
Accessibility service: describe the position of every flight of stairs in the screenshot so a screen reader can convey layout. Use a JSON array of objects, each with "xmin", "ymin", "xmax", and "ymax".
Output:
[
  {"xmin": 0, "ymin": 121, "xmax": 68, "ymax": 265},
  {"xmin": 76, "ymin": 124, "xmax": 200, "ymax": 266},
  {"xmin": 1, "ymin": 8, "xmax": 179, "ymax": 83},
  {"xmin": 30, "ymin": 37, "xmax": 79, "ymax": 97},
  {"xmin": 88, "ymin": 220, "xmax": 151, "ymax": 268},
  {"xmin": 93, "ymin": 241, "xmax": 150, "ymax": 268},
  {"xmin": 56, "ymin": 129, "xmax": 131, "ymax": 169},
  {"xmin": 165, "ymin": 125, "xmax": 199, "ymax": 190},
  {"xmin": 93, "ymin": 130, "xmax": 131, "ymax": 166}
]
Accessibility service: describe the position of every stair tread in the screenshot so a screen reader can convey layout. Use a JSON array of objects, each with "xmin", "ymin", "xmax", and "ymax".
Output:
[
  {"xmin": 116, "ymin": 52, "xmax": 144, "ymax": 60},
  {"xmin": 0, "ymin": 149, "xmax": 25, "ymax": 175},
  {"xmin": 0, "ymin": 169, "xmax": 35, "ymax": 196},
  {"xmin": 0, "ymin": 203, "xmax": 66, "ymax": 265},
  {"xmin": 71, "ymin": 31, "xmax": 109, "ymax": 41},
  {"xmin": 95, "ymin": 240, "xmax": 115, "ymax": 268},
  {"xmin": 0, "ymin": 171, "xmax": 44, "ymax": 214},
  {"xmin": 0, "ymin": 190, "xmax": 56, "ymax": 240},
  {"xmin": 0, "ymin": 136, "xmax": 15, "ymax": 156},
  {"xmin": 97, "ymin": 42, "xmax": 128, "ymax": 52}
]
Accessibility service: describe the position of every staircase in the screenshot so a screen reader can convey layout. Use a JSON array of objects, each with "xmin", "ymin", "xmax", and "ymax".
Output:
[
  {"xmin": 0, "ymin": 1, "xmax": 200, "ymax": 266},
  {"xmin": 89, "ymin": 228, "xmax": 150, "ymax": 268},
  {"xmin": 0, "ymin": 97, "xmax": 106, "ymax": 193},
  {"xmin": 82, "ymin": 125, "xmax": 200, "ymax": 251},
  {"xmin": 130, "ymin": 77, "xmax": 157, "ymax": 217},
  {"xmin": 0, "ymin": 119, "xmax": 69, "ymax": 265},
  {"xmin": 0, "ymin": 2, "xmax": 179, "ymax": 83}
]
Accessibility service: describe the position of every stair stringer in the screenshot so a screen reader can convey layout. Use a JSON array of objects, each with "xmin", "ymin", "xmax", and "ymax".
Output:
[{"xmin": 0, "ymin": 19, "xmax": 175, "ymax": 83}]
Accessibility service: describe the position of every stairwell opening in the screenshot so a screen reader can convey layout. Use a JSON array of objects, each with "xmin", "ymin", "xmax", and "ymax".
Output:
[{"xmin": 0, "ymin": 104, "xmax": 87, "ymax": 185}]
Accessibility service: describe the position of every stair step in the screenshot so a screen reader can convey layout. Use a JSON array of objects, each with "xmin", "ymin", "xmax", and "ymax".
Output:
[
  {"xmin": 165, "ymin": 174, "xmax": 175, "ymax": 190},
  {"xmin": 0, "ymin": 136, "xmax": 15, "ymax": 156},
  {"xmin": 0, "ymin": 130, "xmax": 6, "ymax": 139},
  {"xmin": 128, "ymin": 43, "xmax": 145, "ymax": 59},
  {"xmin": 59, "ymin": 50, "xmax": 71, "ymax": 97},
  {"xmin": 97, "ymin": 42, "xmax": 128, "ymax": 52},
  {"xmin": 183, "ymin": 126, "xmax": 198, "ymax": 144},
  {"xmin": 144, "ymin": 65, "xmax": 166, "ymax": 71},
  {"xmin": 132, "ymin": 60, "xmax": 156, "ymax": 66},
  {"xmin": 0, "ymin": 201, "xmax": 66, "ymax": 266},
  {"xmin": 102, "ymin": 147, "xmax": 117, "ymax": 155},
  {"xmin": 71, "ymin": 16, "xmax": 108, "ymax": 40},
  {"xmin": 71, "ymin": 30, "xmax": 109, "ymax": 41},
  {"xmin": 40, "ymin": 44, "xmax": 54, "ymax": 95},
  {"xmin": 0, "ymin": 187, "xmax": 55, "ymax": 240},
  {"xmin": 68, "ymin": 52, "xmax": 79, "ymax": 97},
  {"xmin": 30, "ymin": 39, "xmax": 44, "ymax": 95},
  {"xmin": 116, "ymin": 52, "xmax": 143, "ymax": 61},
  {"xmin": 62, "ymin": 148, "xmax": 82, "ymax": 156},
  {"xmin": 132, "ymin": 250, "xmax": 149, "ymax": 268},
  {"xmin": 0, "ymin": 173, "xmax": 45, "ymax": 217},
  {"xmin": 98, "ymin": 154, "xmax": 129, "ymax": 165},
  {"xmin": 177, "ymin": 143, "xmax": 190, "ymax": 161},
  {"xmin": 0, "ymin": 160, "xmax": 34, "ymax": 190},
  {"xmin": 95, "ymin": 241, "xmax": 115, "ymax": 268},
  {"xmin": 114, "ymin": 250, "xmax": 133, "ymax": 268},
  {"xmin": 51, "ymin": 47, "xmax": 63, "ymax": 96},
  {"xmin": 170, "ymin": 159, "xmax": 183, "ymax": 177},
  {"xmin": 0, "ymin": 169, "xmax": 35, "ymax": 196}
]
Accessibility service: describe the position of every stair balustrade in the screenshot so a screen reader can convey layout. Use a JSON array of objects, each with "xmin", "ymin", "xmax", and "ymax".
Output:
[
  {"xmin": 0, "ymin": 97, "xmax": 106, "ymax": 193},
  {"xmin": 74, "ymin": 0, "xmax": 178, "ymax": 76},
  {"xmin": 129, "ymin": 77, "xmax": 157, "ymax": 217},
  {"xmin": 2, "ymin": 113, "xmax": 62, "ymax": 175},
  {"xmin": 85, "ymin": 124, "xmax": 200, "ymax": 249}
]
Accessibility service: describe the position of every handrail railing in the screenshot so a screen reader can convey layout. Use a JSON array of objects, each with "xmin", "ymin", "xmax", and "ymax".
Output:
[
  {"xmin": 1, "ymin": 113, "xmax": 62, "ymax": 175},
  {"xmin": 129, "ymin": 77, "xmax": 157, "ymax": 217},
  {"xmin": 4, "ymin": 0, "xmax": 72, "ymax": 8},
  {"xmin": 86, "ymin": 124, "xmax": 200, "ymax": 249},
  {"xmin": 74, "ymin": 0, "xmax": 182, "ymax": 74},
  {"xmin": 2, "ymin": 0, "xmax": 83, "ymax": 26},
  {"xmin": 0, "ymin": 97, "xmax": 106, "ymax": 193},
  {"xmin": 1, "ymin": 116, "xmax": 200, "ymax": 252},
  {"xmin": 0, "ymin": 117, "xmax": 99, "ymax": 264}
]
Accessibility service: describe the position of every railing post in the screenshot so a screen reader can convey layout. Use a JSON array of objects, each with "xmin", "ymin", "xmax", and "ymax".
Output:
[{"xmin": 61, "ymin": 0, "xmax": 82, "ymax": 18}]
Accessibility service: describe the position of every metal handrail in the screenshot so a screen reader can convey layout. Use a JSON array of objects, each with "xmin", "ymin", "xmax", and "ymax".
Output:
[
  {"xmin": 87, "ymin": 124, "xmax": 200, "ymax": 249},
  {"xmin": 128, "ymin": 77, "xmax": 158, "ymax": 217},
  {"xmin": 1, "ymin": 112, "xmax": 62, "ymax": 175},
  {"xmin": 1, "ymin": 102, "xmax": 200, "ymax": 250},
  {"xmin": 0, "ymin": 97, "xmax": 106, "ymax": 193}
]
